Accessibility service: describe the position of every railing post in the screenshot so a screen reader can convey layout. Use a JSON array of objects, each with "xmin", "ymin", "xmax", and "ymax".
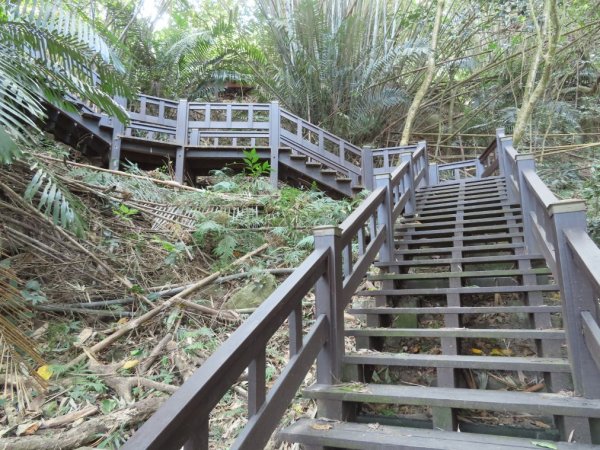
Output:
[
  {"xmin": 175, "ymin": 98, "xmax": 189, "ymax": 184},
  {"xmin": 269, "ymin": 101, "xmax": 281, "ymax": 188},
  {"xmin": 362, "ymin": 147, "xmax": 374, "ymax": 191},
  {"xmin": 419, "ymin": 141, "xmax": 430, "ymax": 187},
  {"xmin": 496, "ymin": 128, "xmax": 518, "ymax": 203},
  {"xmin": 313, "ymin": 225, "xmax": 346, "ymax": 420},
  {"xmin": 109, "ymin": 96, "xmax": 127, "ymax": 170},
  {"xmin": 515, "ymin": 155, "xmax": 540, "ymax": 254},
  {"xmin": 375, "ymin": 174, "xmax": 395, "ymax": 264},
  {"xmin": 401, "ymin": 151, "xmax": 416, "ymax": 215},
  {"xmin": 496, "ymin": 128, "xmax": 507, "ymax": 177},
  {"xmin": 428, "ymin": 163, "xmax": 439, "ymax": 186},
  {"xmin": 551, "ymin": 201, "xmax": 600, "ymax": 399},
  {"xmin": 475, "ymin": 158, "xmax": 484, "ymax": 178}
]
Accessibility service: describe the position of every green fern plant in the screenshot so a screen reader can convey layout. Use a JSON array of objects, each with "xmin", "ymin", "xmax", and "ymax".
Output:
[{"xmin": 242, "ymin": 148, "xmax": 271, "ymax": 178}]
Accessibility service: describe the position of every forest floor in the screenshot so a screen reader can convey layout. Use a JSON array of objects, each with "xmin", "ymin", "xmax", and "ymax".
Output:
[{"xmin": 0, "ymin": 136, "xmax": 360, "ymax": 449}]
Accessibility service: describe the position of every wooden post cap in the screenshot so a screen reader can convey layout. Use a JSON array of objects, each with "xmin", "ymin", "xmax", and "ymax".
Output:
[
  {"xmin": 313, "ymin": 225, "xmax": 342, "ymax": 237},
  {"xmin": 548, "ymin": 199, "xmax": 587, "ymax": 216}
]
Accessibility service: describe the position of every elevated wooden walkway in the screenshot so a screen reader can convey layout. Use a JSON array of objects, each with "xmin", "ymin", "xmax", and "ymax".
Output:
[{"xmin": 43, "ymin": 94, "xmax": 600, "ymax": 449}]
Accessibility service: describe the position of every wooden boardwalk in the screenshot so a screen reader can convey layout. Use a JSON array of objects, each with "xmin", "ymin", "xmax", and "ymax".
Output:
[{"xmin": 44, "ymin": 95, "xmax": 600, "ymax": 448}]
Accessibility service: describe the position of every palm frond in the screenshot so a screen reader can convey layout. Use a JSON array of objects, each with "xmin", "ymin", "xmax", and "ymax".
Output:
[
  {"xmin": 23, "ymin": 164, "xmax": 86, "ymax": 237},
  {"xmin": 0, "ymin": 262, "xmax": 46, "ymax": 409}
]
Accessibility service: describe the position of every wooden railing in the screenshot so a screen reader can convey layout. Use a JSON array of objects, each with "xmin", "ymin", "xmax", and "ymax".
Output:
[
  {"xmin": 496, "ymin": 129, "xmax": 600, "ymax": 398},
  {"xmin": 121, "ymin": 141, "xmax": 428, "ymax": 450},
  {"xmin": 104, "ymin": 95, "xmax": 363, "ymax": 187}
]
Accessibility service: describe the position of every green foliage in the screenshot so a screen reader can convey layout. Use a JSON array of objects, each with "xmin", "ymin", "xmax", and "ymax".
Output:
[
  {"xmin": 242, "ymin": 148, "xmax": 271, "ymax": 177},
  {"xmin": 152, "ymin": 238, "xmax": 190, "ymax": 266},
  {"xmin": 20, "ymin": 279, "xmax": 47, "ymax": 305},
  {"xmin": 24, "ymin": 164, "xmax": 86, "ymax": 236},
  {"xmin": 582, "ymin": 164, "xmax": 600, "ymax": 243},
  {"xmin": 113, "ymin": 204, "xmax": 140, "ymax": 220},
  {"xmin": 0, "ymin": 0, "xmax": 130, "ymax": 160}
]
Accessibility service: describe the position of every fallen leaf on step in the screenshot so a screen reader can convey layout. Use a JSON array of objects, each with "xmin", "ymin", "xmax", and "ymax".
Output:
[
  {"xmin": 367, "ymin": 423, "xmax": 381, "ymax": 430},
  {"xmin": 531, "ymin": 441, "xmax": 557, "ymax": 449},
  {"xmin": 470, "ymin": 348, "xmax": 483, "ymax": 355},
  {"xmin": 490, "ymin": 348, "xmax": 512, "ymax": 356},
  {"xmin": 311, "ymin": 422, "xmax": 333, "ymax": 430}
]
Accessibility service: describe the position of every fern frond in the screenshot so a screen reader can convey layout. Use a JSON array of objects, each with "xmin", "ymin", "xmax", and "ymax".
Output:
[{"xmin": 23, "ymin": 165, "xmax": 86, "ymax": 237}]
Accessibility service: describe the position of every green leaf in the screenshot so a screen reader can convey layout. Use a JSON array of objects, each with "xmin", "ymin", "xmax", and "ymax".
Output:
[{"xmin": 531, "ymin": 442, "xmax": 558, "ymax": 449}]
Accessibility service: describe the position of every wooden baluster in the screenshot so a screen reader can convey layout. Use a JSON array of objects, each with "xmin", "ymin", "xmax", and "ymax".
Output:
[
  {"xmin": 183, "ymin": 416, "xmax": 209, "ymax": 450},
  {"xmin": 174, "ymin": 99, "xmax": 189, "ymax": 184},
  {"xmin": 343, "ymin": 244, "xmax": 352, "ymax": 278},
  {"xmin": 362, "ymin": 147, "xmax": 374, "ymax": 191},
  {"xmin": 109, "ymin": 96, "xmax": 127, "ymax": 170},
  {"xmin": 248, "ymin": 104, "xmax": 254, "ymax": 126},
  {"xmin": 248, "ymin": 349, "xmax": 266, "ymax": 417},
  {"xmin": 400, "ymin": 152, "xmax": 416, "ymax": 215},
  {"xmin": 158, "ymin": 101, "xmax": 165, "ymax": 122},
  {"xmin": 288, "ymin": 304, "xmax": 303, "ymax": 357},
  {"xmin": 357, "ymin": 226, "xmax": 366, "ymax": 256},
  {"xmin": 226, "ymin": 104, "xmax": 232, "ymax": 127},
  {"xmin": 140, "ymin": 96, "xmax": 147, "ymax": 116},
  {"xmin": 420, "ymin": 141, "xmax": 430, "ymax": 187},
  {"xmin": 269, "ymin": 101, "xmax": 281, "ymax": 188}
]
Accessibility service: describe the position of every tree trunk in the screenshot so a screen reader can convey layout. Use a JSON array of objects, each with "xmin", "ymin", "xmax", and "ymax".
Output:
[
  {"xmin": 512, "ymin": 0, "xmax": 560, "ymax": 146},
  {"xmin": 399, "ymin": 0, "xmax": 445, "ymax": 146}
]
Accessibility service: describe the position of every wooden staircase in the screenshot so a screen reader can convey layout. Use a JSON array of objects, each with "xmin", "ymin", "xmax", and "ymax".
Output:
[
  {"xmin": 43, "ymin": 98, "xmax": 366, "ymax": 198},
  {"xmin": 280, "ymin": 177, "xmax": 600, "ymax": 449}
]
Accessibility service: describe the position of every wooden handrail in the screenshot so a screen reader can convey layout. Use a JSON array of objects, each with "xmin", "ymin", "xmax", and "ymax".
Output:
[
  {"xmin": 121, "ymin": 124, "xmax": 425, "ymax": 447},
  {"xmin": 478, "ymin": 139, "xmax": 497, "ymax": 163},
  {"xmin": 497, "ymin": 130, "xmax": 600, "ymax": 398}
]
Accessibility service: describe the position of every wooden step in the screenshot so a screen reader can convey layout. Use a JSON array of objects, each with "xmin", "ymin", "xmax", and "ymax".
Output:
[
  {"xmin": 417, "ymin": 182, "xmax": 506, "ymax": 193},
  {"xmin": 396, "ymin": 216, "xmax": 524, "ymax": 230},
  {"xmin": 413, "ymin": 203, "xmax": 516, "ymax": 217},
  {"xmin": 280, "ymin": 419, "xmax": 591, "ymax": 449},
  {"xmin": 343, "ymin": 352, "xmax": 571, "ymax": 372},
  {"xmin": 348, "ymin": 305, "xmax": 562, "ymax": 316},
  {"xmin": 303, "ymin": 384, "xmax": 600, "ymax": 418},
  {"xmin": 397, "ymin": 224, "xmax": 522, "ymax": 237},
  {"xmin": 356, "ymin": 284, "xmax": 559, "ymax": 297},
  {"xmin": 395, "ymin": 243, "xmax": 525, "ymax": 256},
  {"xmin": 416, "ymin": 188, "xmax": 507, "ymax": 201},
  {"xmin": 417, "ymin": 199, "xmax": 508, "ymax": 211},
  {"xmin": 419, "ymin": 177, "xmax": 505, "ymax": 191},
  {"xmin": 417, "ymin": 195, "xmax": 506, "ymax": 211},
  {"xmin": 367, "ymin": 268, "xmax": 551, "ymax": 281},
  {"xmin": 398, "ymin": 233, "xmax": 525, "ymax": 246},
  {"xmin": 401, "ymin": 207, "xmax": 522, "ymax": 223},
  {"xmin": 336, "ymin": 177, "xmax": 352, "ymax": 183},
  {"xmin": 345, "ymin": 327, "xmax": 565, "ymax": 340},
  {"xmin": 290, "ymin": 154, "xmax": 308, "ymax": 161},
  {"xmin": 321, "ymin": 169, "xmax": 337, "ymax": 176},
  {"xmin": 376, "ymin": 254, "xmax": 544, "ymax": 267},
  {"xmin": 306, "ymin": 161, "xmax": 322, "ymax": 168}
]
